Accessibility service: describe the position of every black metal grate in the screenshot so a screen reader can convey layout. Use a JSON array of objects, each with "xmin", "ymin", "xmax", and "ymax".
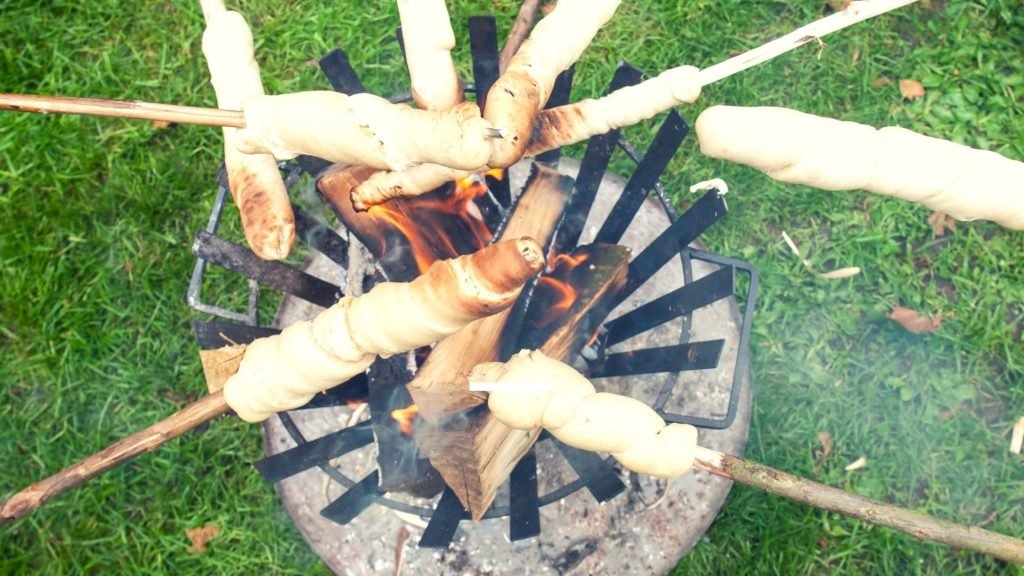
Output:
[{"xmin": 188, "ymin": 15, "xmax": 757, "ymax": 549}]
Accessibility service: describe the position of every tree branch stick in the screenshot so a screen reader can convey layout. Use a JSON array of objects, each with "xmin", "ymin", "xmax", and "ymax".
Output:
[
  {"xmin": 0, "ymin": 93, "xmax": 245, "ymax": 128},
  {"xmin": 498, "ymin": 0, "xmax": 541, "ymax": 73},
  {"xmin": 692, "ymin": 446, "xmax": 1024, "ymax": 565},
  {"xmin": 0, "ymin": 391, "xmax": 230, "ymax": 525}
]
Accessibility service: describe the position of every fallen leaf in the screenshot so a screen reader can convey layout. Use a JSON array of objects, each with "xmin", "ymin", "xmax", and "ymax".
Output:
[
  {"xmin": 151, "ymin": 120, "xmax": 172, "ymax": 129},
  {"xmin": 828, "ymin": 0, "xmax": 853, "ymax": 9},
  {"xmin": 186, "ymin": 524, "xmax": 220, "ymax": 553},
  {"xmin": 872, "ymin": 77, "xmax": 892, "ymax": 88},
  {"xmin": 886, "ymin": 306, "xmax": 943, "ymax": 334},
  {"xmin": 844, "ymin": 456, "xmax": 867, "ymax": 471},
  {"xmin": 927, "ymin": 210, "xmax": 957, "ymax": 237},
  {"xmin": 1011, "ymin": 416, "xmax": 1024, "ymax": 455},
  {"xmin": 815, "ymin": 431, "xmax": 834, "ymax": 460},
  {"xmin": 899, "ymin": 78, "xmax": 926, "ymax": 100}
]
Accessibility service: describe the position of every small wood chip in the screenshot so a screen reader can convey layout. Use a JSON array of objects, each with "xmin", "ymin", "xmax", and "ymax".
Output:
[
  {"xmin": 844, "ymin": 456, "xmax": 867, "ymax": 471},
  {"xmin": 199, "ymin": 345, "xmax": 247, "ymax": 393},
  {"xmin": 1011, "ymin": 417, "xmax": 1024, "ymax": 455}
]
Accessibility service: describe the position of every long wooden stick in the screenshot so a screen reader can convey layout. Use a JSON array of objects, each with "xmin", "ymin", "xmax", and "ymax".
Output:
[
  {"xmin": 0, "ymin": 93, "xmax": 245, "ymax": 128},
  {"xmin": 0, "ymin": 391, "xmax": 230, "ymax": 524},
  {"xmin": 693, "ymin": 446, "xmax": 1024, "ymax": 565},
  {"xmin": 498, "ymin": 0, "xmax": 541, "ymax": 73}
]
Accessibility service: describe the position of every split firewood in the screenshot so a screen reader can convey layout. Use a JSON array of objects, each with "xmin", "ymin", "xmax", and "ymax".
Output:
[
  {"xmin": 484, "ymin": 0, "xmax": 621, "ymax": 167},
  {"xmin": 348, "ymin": 0, "xmax": 919, "ymax": 207},
  {"xmin": 474, "ymin": 350, "xmax": 1024, "ymax": 566},
  {"xmin": 696, "ymin": 106, "xmax": 1024, "ymax": 230},
  {"xmin": 417, "ymin": 244, "xmax": 631, "ymax": 518},
  {"xmin": 234, "ymin": 92, "xmax": 496, "ymax": 172},
  {"xmin": 0, "ymin": 239, "xmax": 544, "ymax": 523},
  {"xmin": 398, "ymin": 0, "xmax": 463, "ymax": 110},
  {"xmin": 200, "ymin": 2, "xmax": 295, "ymax": 261},
  {"xmin": 225, "ymin": 236, "xmax": 544, "ymax": 422}
]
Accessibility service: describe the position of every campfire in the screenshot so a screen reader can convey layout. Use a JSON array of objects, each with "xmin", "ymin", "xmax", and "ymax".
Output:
[{"xmin": 3, "ymin": 0, "xmax": 1023, "ymax": 571}]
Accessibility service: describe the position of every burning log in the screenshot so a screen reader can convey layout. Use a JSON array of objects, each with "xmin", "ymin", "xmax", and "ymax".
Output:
[
  {"xmin": 405, "ymin": 164, "xmax": 576, "ymax": 518},
  {"xmin": 398, "ymin": 0, "xmax": 463, "ymax": 110},
  {"xmin": 0, "ymin": 240, "xmax": 544, "ymax": 523},
  {"xmin": 695, "ymin": 105, "xmax": 1024, "ymax": 230},
  {"xmin": 483, "ymin": 0, "xmax": 620, "ymax": 167},
  {"xmin": 200, "ymin": 0, "xmax": 295, "ymax": 260},
  {"xmin": 475, "ymin": 351, "xmax": 1024, "ymax": 566}
]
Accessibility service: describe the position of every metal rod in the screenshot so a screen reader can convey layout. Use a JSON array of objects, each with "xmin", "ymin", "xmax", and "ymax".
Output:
[
  {"xmin": 693, "ymin": 446, "xmax": 1024, "ymax": 566},
  {"xmin": 0, "ymin": 93, "xmax": 245, "ymax": 127}
]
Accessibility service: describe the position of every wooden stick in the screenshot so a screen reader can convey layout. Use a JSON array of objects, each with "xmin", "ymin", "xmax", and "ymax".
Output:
[
  {"xmin": 526, "ymin": 0, "xmax": 919, "ymax": 156},
  {"xmin": 0, "ymin": 93, "xmax": 245, "ymax": 128},
  {"xmin": 692, "ymin": 446, "xmax": 1024, "ymax": 566},
  {"xmin": 0, "ymin": 391, "xmax": 230, "ymax": 524},
  {"xmin": 498, "ymin": 0, "xmax": 541, "ymax": 73}
]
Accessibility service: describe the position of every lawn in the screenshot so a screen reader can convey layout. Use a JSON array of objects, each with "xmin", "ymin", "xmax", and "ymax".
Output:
[{"xmin": 1, "ymin": 0, "xmax": 1022, "ymax": 573}]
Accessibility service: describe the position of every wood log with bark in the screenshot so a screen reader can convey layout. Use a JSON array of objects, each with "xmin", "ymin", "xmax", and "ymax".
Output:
[
  {"xmin": 695, "ymin": 105, "xmax": 1024, "ymax": 229},
  {"xmin": 200, "ymin": 0, "xmax": 295, "ymax": 260}
]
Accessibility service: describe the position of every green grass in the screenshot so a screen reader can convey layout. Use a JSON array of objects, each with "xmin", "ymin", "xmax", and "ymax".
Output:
[{"xmin": 1, "ymin": 0, "xmax": 1022, "ymax": 573}]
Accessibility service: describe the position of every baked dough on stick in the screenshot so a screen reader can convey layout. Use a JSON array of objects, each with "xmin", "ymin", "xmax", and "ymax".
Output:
[
  {"xmin": 398, "ymin": 0, "xmax": 463, "ymax": 110},
  {"xmin": 224, "ymin": 237, "xmax": 544, "ymax": 422},
  {"xmin": 696, "ymin": 106, "xmax": 1024, "ymax": 230},
  {"xmin": 200, "ymin": 1, "xmax": 295, "ymax": 260},
  {"xmin": 484, "ymin": 0, "xmax": 621, "ymax": 167},
  {"xmin": 472, "ymin": 350, "xmax": 699, "ymax": 477},
  {"xmin": 234, "ymin": 92, "xmax": 494, "ymax": 171}
]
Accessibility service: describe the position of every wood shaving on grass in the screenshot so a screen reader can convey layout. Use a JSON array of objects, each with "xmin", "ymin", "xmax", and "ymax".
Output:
[
  {"xmin": 1011, "ymin": 417, "xmax": 1024, "ymax": 455},
  {"xmin": 781, "ymin": 231, "xmax": 861, "ymax": 279}
]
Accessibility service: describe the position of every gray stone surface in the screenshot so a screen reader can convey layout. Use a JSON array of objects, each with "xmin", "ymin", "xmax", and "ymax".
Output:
[{"xmin": 261, "ymin": 159, "xmax": 751, "ymax": 575}]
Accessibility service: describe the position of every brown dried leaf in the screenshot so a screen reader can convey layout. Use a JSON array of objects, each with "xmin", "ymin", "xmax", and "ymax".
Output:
[
  {"xmin": 899, "ymin": 78, "xmax": 926, "ymax": 100},
  {"xmin": 828, "ymin": 0, "xmax": 853, "ymax": 9},
  {"xmin": 886, "ymin": 306, "xmax": 943, "ymax": 334},
  {"xmin": 151, "ymin": 120, "xmax": 172, "ymax": 129},
  {"xmin": 815, "ymin": 431, "xmax": 834, "ymax": 460},
  {"xmin": 872, "ymin": 77, "xmax": 892, "ymax": 88},
  {"xmin": 186, "ymin": 524, "xmax": 220, "ymax": 553},
  {"xmin": 927, "ymin": 210, "xmax": 957, "ymax": 237}
]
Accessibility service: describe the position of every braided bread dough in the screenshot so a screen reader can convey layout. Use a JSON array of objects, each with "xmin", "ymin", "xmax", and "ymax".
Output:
[
  {"xmin": 472, "ymin": 350, "xmax": 699, "ymax": 477},
  {"xmin": 398, "ymin": 0, "xmax": 463, "ymax": 110},
  {"xmin": 201, "ymin": 7, "xmax": 295, "ymax": 260},
  {"xmin": 696, "ymin": 105, "xmax": 1024, "ymax": 230},
  {"xmin": 224, "ymin": 238, "xmax": 544, "ymax": 422},
  {"xmin": 484, "ymin": 0, "xmax": 621, "ymax": 167},
  {"xmin": 234, "ymin": 92, "xmax": 493, "ymax": 172}
]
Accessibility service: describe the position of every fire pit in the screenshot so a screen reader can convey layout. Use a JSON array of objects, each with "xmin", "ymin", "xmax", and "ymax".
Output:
[{"xmin": 189, "ymin": 28, "xmax": 756, "ymax": 574}]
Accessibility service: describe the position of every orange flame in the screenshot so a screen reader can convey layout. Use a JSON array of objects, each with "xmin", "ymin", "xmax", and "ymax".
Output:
[
  {"xmin": 532, "ymin": 251, "xmax": 591, "ymax": 328},
  {"xmin": 365, "ymin": 170, "xmax": 500, "ymax": 274},
  {"xmin": 390, "ymin": 404, "xmax": 419, "ymax": 436}
]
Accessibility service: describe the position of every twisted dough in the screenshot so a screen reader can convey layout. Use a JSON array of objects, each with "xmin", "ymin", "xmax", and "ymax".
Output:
[
  {"xmin": 471, "ymin": 350, "xmax": 699, "ymax": 477},
  {"xmin": 696, "ymin": 105, "xmax": 1024, "ymax": 230},
  {"xmin": 234, "ymin": 92, "xmax": 493, "ymax": 172},
  {"xmin": 224, "ymin": 238, "xmax": 544, "ymax": 422},
  {"xmin": 201, "ymin": 6, "xmax": 295, "ymax": 260},
  {"xmin": 398, "ymin": 0, "xmax": 463, "ymax": 110}
]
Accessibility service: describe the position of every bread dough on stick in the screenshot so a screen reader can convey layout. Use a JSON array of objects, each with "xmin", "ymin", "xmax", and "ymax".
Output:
[
  {"xmin": 525, "ymin": 66, "xmax": 702, "ymax": 157},
  {"xmin": 352, "ymin": 162, "xmax": 472, "ymax": 210},
  {"xmin": 201, "ymin": 6, "xmax": 295, "ymax": 260},
  {"xmin": 235, "ymin": 92, "xmax": 493, "ymax": 171},
  {"xmin": 484, "ymin": 0, "xmax": 621, "ymax": 167},
  {"xmin": 224, "ymin": 237, "xmax": 544, "ymax": 422},
  {"xmin": 398, "ymin": 0, "xmax": 463, "ymax": 110},
  {"xmin": 696, "ymin": 106, "xmax": 1024, "ymax": 230},
  {"xmin": 473, "ymin": 350, "xmax": 699, "ymax": 477}
]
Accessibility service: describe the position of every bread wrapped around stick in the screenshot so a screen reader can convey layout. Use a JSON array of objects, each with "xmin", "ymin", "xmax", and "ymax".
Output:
[
  {"xmin": 224, "ymin": 237, "xmax": 544, "ymax": 422},
  {"xmin": 696, "ymin": 106, "xmax": 1024, "ymax": 229},
  {"xmin": 484, "ymin": 0, "xmax": 621, "ymax": 167},
  {"xmin": 472, "ymin": 350, "xmax": 699, "ymax": 477},
  {"xmin": 201, "ymin": 2, "xmax": 295, "ymax": 260},
  {"xmin": 234, "ymin": 92, "xmax": 493, "ymax": 172},
  {"xmin": 351, "ymin": 162, "xmax": 472, "ymax": 210},
  {"xmin": 398, "ymin": 0, "xmax": 463, "ymax": 110}
]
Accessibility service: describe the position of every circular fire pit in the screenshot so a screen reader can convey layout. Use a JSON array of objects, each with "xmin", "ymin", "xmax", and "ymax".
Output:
[{"xmin": 258, "ymin": 159, "xmax": 752, "ymax": 575}]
